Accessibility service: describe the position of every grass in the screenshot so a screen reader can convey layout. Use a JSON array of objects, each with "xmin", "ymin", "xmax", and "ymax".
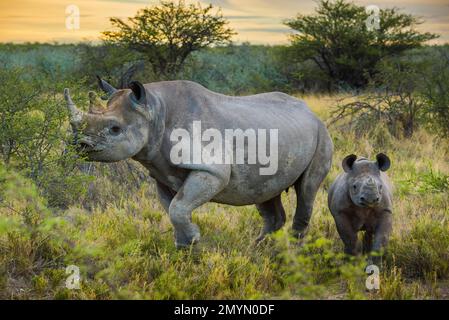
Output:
[{"xmin": 1, "ymin": 94, "xmax": 448, "ymax": 299}]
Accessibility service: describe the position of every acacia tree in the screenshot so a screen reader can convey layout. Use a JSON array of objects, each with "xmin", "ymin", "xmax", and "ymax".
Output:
[
  {"xmin": 102, "ymin": 0, "xmax": 235, "ymax": 78},
  {"xmin": 285, "ymin": 0, "xmax": 438, "ymax": 90}
]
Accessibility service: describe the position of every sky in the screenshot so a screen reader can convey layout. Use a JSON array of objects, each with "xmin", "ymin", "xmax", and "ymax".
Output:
[{"xmin": 0, "ymin": 0, "xmax": 448, "ymax": 44}]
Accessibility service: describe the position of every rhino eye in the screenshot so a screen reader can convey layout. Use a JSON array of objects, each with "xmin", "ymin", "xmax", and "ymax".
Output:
[
  {"xmin": 109, "ymin": 125, "xmax": 122, "ymax": 135},
  {"xmin": 353, "ymin": 185, "xmax": 357, "ymax": 190}
]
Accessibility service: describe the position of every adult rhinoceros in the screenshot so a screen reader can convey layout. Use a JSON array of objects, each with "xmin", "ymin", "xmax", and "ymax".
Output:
[{"xmin": 64, "ymin": 78, "xmax": 333, "ymax": 248}]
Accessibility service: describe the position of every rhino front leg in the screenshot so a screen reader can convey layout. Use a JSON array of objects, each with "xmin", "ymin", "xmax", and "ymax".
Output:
[
  {"xmin": 169, "ymin": 170, "xmax": 228, "ymax": 248},
  {"xmin": 370, "ymin": 211, "xmax": 392, "ymax": 265},
  {"xmin": 334, "ymin": 213, "xmax": 358, "ymax": 255}
]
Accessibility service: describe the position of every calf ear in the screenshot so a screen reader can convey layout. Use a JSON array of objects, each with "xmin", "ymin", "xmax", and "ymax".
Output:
[
  {"xmin": 342, "ymin": 154, "xmax": 357, "ymax": 172},
  {"xmin": 376, "ymin": 153, "xmax": 391, "ymax": 171}
]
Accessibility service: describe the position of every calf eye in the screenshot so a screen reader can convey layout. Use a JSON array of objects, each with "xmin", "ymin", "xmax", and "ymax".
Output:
[{"xmin": 109, "ymin": 126, "xmax": 122, "ymax": 135}]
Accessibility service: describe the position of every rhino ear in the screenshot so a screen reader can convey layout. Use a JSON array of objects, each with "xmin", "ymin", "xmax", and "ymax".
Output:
[
  {"xmin": 342, "ymin": 154, "xmax": 357, "ymax": 172},
  {"xmin": 128, "ymin": 81, "xmax": 155, "ymax": 120},
  {"xmin": 376, "ymin": 153, "xmax": 391, "ymax": 171},
  {"xmin": 96, "ymin": 75, "xmax": 117, "ymax": 98},
  {"xmin": 129, "ymin": 81, "xmax": 146, "ymax": 105}
]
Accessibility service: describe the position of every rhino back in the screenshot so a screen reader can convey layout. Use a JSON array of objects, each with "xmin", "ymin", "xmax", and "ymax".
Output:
[
  {"xmin": 144, "ymin": 81, "xmax": 329, "ymax": 205},
  {"xmin": 146, "ymin": 80, "xmax": 318, "ymax": 129}
]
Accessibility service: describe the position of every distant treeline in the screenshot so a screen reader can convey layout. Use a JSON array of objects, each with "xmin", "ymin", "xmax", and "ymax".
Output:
[{"xmin": 0, "ymin": 42, "xmax": 448, "ymax": 96}]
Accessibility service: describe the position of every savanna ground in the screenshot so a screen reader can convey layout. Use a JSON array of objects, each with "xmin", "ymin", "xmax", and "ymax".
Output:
[{"xmin": 1, "ymin": 93, "xmax": 448, "ymax": 300}]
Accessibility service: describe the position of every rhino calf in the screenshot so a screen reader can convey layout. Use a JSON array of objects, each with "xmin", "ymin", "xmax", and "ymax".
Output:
[{"xmin": 328, "ymin": 154, "xmax": 392, "ymax": 260}]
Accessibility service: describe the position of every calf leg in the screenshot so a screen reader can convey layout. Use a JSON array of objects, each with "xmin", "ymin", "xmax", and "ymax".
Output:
[
  {"xmin": 362, "ymin": 231, "xmax": 373, "ymax": 255},
  {"xmin": 334, "ymin": 214, "xmax": 358, "ymax": 255},
  {"xmin": 169, "ymin": 170, "xmax": 227, "ymax": 248},
  {"xmin": 371, "ymin": 212, "xmax": 392, "ymax": 265},
  {"xmin": 255, "ymin": 194, "xmax": 286, "ymax": 242}
]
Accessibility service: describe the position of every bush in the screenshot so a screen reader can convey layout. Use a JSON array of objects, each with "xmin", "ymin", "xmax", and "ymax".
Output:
[
  {"xmin": 387, "ymin": 218, "xmax": 449, "ymax": 279},
  {"xmin": 181, "ymin": 44, "xmax": 288, "ymax": 94},
  {"xmin": 330, "ymin": 46, "xmax": 449, "ymax": 138},
  {"xmin": 419, "ymin": 45, "xmax": 449, "ymax": 136},
  {"xmin": 273, "ymin": 232, "xmax": 367, "ymax": 299},
  {"xmin": 0, "ymin": 64, "xmax": 92, "ymax": 207},
  {"xmin": 0, "ymin": 164, "xmax": 69, "ymax": 298}
]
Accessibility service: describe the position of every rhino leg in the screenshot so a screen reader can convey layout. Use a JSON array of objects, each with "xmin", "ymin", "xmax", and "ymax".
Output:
[
  {"xmin": 156, "ymin": 181, "xmax": 176, "ymax": 213},
  {"xmin": 370, "ymin": 212, "xmax": 392, "ymax": 265},
  {"xmin": 169, "ymin": 170, "xmax": 227, "ymax": 248},
  {"xmin": 255, "ymin": 194, "xmax": 286, "ymax": 243},
  {"xmin": 292, "ymin": 131, "xmax": 332, "ymax": 238},
  {"xmin": 362, "ymin": 231, "xmax": 373, "ymax": 255}
]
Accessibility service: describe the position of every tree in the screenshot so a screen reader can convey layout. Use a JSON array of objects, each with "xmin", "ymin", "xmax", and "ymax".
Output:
[
  {"xmin": 331, "ymin": 57, "xmax": 428, "ymax": 138},
  {"xmin": 285, "ymin": 0, "xmax": 438, "ymax": 90},
  {"xmin": 419, "ymin": 46, "xmax": 449, "ymax": 137},
  {"xmin": 102, "ymin": 0, "xmax": 235, "ymax": 78}
]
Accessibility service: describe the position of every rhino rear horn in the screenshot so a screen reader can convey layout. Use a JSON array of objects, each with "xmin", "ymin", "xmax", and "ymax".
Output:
[
  {"xmin": 88, "ymin": 91, "xmax": 104, "ymax": 113},
  {"xmin": 96, "ymin": 75, "xmax": 117, "ymax": 98}
]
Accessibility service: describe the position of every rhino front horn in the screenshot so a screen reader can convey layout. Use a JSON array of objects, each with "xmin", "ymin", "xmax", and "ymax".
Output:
[{"xmin": 64, "ymin": 88, "xmax": 83, "ymax": 125}]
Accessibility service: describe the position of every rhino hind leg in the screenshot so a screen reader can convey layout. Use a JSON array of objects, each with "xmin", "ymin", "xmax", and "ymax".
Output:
[
  {"xmin": 255, "ymin": 194, "xmax": 286, "ymax": 243},
  {"xmin": 156, "ymin": 181, "xmax": 176, "ymax": 213},
  {"xmin": 292, "ymin": 129, "xmax": 333, "ymax": 238},
  {"xmin": 168, "ymin": 170, "xmax": 227, "ymax": 248}
]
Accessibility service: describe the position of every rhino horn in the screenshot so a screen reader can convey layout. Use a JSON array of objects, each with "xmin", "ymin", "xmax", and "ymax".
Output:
[
  {"xmin": 88, "ymin": 91, "xmax": 103, "ymax": 113},
  {"xmin": 64, "ymin": 88, "xmax": 83, "ymax": 125},
  {"xmin": 96, "ymin": 75, "xmax": 117, "ymax": 99}
]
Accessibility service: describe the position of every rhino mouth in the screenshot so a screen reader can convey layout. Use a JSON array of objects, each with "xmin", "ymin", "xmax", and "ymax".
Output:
[
  {"xmin": 358, "ymin": 198, "xmax": 381, "ymax": 208},
  {"xmin": 77, "ymin": 138, "xmax": 106, "ymax": 154}
]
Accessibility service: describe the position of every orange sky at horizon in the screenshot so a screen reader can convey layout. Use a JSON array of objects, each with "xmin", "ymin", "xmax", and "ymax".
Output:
[{"xmin": 0, "ymin": 0, "xmax": 448, "ymax": 45}]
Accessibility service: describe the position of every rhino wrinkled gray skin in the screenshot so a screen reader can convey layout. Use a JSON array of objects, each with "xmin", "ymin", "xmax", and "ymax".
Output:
[
  {"xmin": 64, "ymin": 78, "xmax": 333, "ymax": 248},
  {"xmin": 328, "ymin": 154, "xmax": 393, "ymax": 260}
]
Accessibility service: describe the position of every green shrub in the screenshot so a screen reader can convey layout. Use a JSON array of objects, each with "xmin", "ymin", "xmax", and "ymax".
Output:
[
  {"xmin": 273, "ymin": 232, "xmax": 367, "ymax": 299},
  {"xmin": 387, "ymin": 218, "xmax": 449, "ymax": 279},
  {"xmin": 0, "ymin": 164, "xmax": 69, "ymax": 298},
  {"xmin": 0, "ymin": 64, "xmax": 92, "ymax": 207}
]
